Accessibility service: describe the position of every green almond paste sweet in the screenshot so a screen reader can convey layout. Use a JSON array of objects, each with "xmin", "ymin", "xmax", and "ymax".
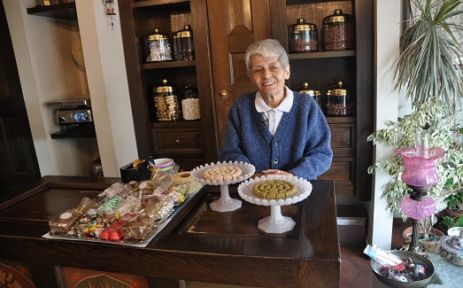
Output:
[{"xmin": 252, "ymin": 179, "xmax": 297, "ymax": 199}]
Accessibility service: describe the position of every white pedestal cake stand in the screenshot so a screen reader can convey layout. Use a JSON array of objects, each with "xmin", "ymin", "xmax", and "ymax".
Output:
[
  {"xmin": 191, "ymin": 161, "xmax": 255, "ymax": 212},
  {"xmin": 238, "ymin": 175, "xmax": 312, "ymax": 233}
]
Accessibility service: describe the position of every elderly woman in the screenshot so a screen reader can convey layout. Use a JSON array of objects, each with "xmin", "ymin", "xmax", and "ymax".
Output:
[{"xmin": 218, "ymin": 39, "xmax": 332, "ymax": 180}]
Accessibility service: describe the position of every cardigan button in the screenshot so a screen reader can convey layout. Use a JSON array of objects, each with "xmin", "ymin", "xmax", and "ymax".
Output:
[
  {"xmin": 274, "ymin": 142, "xmax": 278, "ymax": 147},
  {"xmin": 273, "ymin": 159, "xmax": 278, "ymax": 164}
]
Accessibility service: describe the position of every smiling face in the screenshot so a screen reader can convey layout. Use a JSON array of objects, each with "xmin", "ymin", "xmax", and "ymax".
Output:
[{"xmin": 249, "ymin": 54, "xmax": 290, "ymax": 106}]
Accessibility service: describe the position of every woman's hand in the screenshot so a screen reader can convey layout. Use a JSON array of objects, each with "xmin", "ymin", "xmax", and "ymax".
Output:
[{"xmin": 253, "ymin": 169, "xmax": 293, "ymax": 178}]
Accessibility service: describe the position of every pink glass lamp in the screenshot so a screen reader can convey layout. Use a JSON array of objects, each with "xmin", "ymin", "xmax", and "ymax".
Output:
[{"xmin": 397, "ymin": 146, "xmax": 445, "ymax": 252}]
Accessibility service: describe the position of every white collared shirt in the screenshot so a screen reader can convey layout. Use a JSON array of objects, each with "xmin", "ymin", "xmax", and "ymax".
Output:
[{"xmin": 255, "ymin": 87, "xmax": 293, "ymax": 135}]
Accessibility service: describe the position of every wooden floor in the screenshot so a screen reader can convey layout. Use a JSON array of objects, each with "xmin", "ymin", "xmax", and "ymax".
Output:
[{"xmin": 339, "ymin": 218, "xmax": 408, "ymax": 288}]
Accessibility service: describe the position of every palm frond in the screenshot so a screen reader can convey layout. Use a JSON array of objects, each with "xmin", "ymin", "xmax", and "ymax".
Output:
[{"xmin": 394, "ymin": 0, "xmax": 463, "ymax": 113}]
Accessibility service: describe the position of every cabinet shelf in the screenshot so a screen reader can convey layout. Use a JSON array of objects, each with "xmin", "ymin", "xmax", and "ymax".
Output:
[
  {"xmin": 289, "ymin": 50, "xmax": 355, "ymax": 60},
  {"xmin": 26, "ymin": 2, "xmax": 77, "ymax": 20},
  {"xmin": 141, "ymin": 60, "xmax": 195, "ymax": 70},
  {"xmin": 133, "ymin": 0, "xmax": 190, "ymax": 11},
  {"xmin": 50, "ymin": 129, "xmax": 96, "ymax": 139},
  {"xmin": 151, "ymin": 120, "xmax": 201, "ymax": 129},
  {"xmin": 326, "ymin": 116, "xmax": 355, "ymax": 124}
]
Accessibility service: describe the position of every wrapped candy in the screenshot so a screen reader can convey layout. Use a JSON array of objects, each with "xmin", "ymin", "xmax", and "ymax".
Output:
[
  {"xmin": 143, "ymin": 198, "xmax": 175, "ymax": 222},
  {"xmin": 115, "ymin": 195, "xmax": 141, "ymax": 218},
  {"xmin": 98, "ymin": 195, "xmax": 123, "ymax": 216},
  {"xmin": 49, "ymin": 209, "xmax": 82, "ymax": 234},
  {"xmin": 121, "ymin": 216, "xmax": 155, "ymax": 241}
]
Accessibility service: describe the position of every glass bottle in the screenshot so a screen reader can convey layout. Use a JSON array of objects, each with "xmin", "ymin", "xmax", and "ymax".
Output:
[
  {"xmin": 175, "ymin": 25, "xmax": 194, "ymax": 61},
  {"xmin": 181, "ymin": 84, "xmax": 200, "ymax": 120}
]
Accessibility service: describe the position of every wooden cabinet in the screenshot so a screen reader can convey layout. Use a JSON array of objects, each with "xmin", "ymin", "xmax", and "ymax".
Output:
[
  {"xmin": 119, "ymin": 0, "xmax": 373, "ymax": 200},
  {"xmin": 119, "ymin": 0, "xmax": 218, "ymax": 170},
  {"xmin": 270, "ymin": 0, "xmax": 373, "ymax": 199}
]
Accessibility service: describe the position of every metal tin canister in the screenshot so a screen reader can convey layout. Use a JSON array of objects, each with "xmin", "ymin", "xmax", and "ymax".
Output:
[
  {"xmin": 289, "ymin": 18, "xmax": 318, "ymax": 53},
  {"xmin": 326, "ymin": 81, "xmax": 353, "ymax": 116},
  {"xmin": 322, "ymin": 9, "xmax": 354, "ymax": 51},
  {"xmin": 152, "ymin": 79, "xmax": 180, "ymax": 121},
  {"xmin": 145, "ymin": 28, "xmax": 172, "ymax": 62}
]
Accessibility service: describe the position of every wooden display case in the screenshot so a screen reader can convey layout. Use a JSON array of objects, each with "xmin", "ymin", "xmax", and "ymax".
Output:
[{"xmin": 0, "ymin": 176, "xmax": 340, "ymax": 287}]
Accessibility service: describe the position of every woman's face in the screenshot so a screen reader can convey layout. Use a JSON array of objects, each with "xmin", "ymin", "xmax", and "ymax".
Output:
[{"xmin": 249, "ymin": 54, "xmax": 290, "ymax": 100}]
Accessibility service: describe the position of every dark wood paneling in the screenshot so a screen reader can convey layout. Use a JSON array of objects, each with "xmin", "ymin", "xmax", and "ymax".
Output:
[
  {"xmin": 118, "ymin": 0, "xmax": 153, "ymax": 157},
  {"xmin": 0, "ymin": 1, "xmax": 40, "ymax": 195},
  {"xmin": 207, "ymin": 0, "xmax": 271, "ymax": 146},
  {"xmin": 354, "ymin": 0, "xmax": 373, "ymax": 200}
]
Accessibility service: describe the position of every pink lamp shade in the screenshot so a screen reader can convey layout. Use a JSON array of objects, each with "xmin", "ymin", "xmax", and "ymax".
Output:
[
  {"xmin": 400, "ymin": 195, "xmax": 436, "ymax": 220},
  {"xmin": 397, "ymin": 147, "xmax": 445, "ymax": 188}
]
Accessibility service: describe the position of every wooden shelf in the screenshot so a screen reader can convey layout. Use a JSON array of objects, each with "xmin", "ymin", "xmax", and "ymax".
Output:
[
  {"xmin": 132, "ymin": 0, "xmax": 190, "ymax": 11},
  {"xmin": 151, "ymin": 120, "xmax": 201, "ymax": 129},
  {"xmin": 50, "ymin": 128, "xmax": 95, "ymax": 139},
  {"xmin": 141, "ymin": 60, "xmax": 195, "ymax": 70},
  {"xmin": 326, "ymin": 116, "xmax": 355, "ymax": 124},
  {"xmin": 27, "ymin": 2, "xmax": 77, "ymax": 20},
  {"xmin": 289, "ymin": 50, "xmax": 355, "ymax": 60}
]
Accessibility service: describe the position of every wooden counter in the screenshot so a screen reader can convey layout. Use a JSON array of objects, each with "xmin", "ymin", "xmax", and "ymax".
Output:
[{"xmin": 0, "ymin": 176, "xmax": 340, "ymax": 288}]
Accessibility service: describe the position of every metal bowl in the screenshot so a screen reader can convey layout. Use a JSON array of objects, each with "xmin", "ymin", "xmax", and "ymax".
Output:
[
  {"xmin": 439, "ymin": 235, "xmax": 463, "ymax": 266},
  {"xmin": 371, "ymin": 250, "xmax": 434, "ymax": 288}
]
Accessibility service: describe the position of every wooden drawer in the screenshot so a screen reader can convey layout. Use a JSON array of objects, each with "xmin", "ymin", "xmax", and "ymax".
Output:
[
  {"xmin": 320, "ymin": 158, "xmax": 355, "ymax": 196},
  {"xmin": 329, "ymin": 123, "xmax": 355, "ymax": 158},
  {"xmin": 152, "ymin": 130, "xmax": 203, "ymax": 155}
]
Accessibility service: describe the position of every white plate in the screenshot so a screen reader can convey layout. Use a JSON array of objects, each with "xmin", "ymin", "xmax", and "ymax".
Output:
[
  {"xmin": 191, "ymin": 161, "xmax": 255, "ymax": 186},
  {"xmin": 238, "ymin": 174, "xmax": 312, "ymax": 207}
]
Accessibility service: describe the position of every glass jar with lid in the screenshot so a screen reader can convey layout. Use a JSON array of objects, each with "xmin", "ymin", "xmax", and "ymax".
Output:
[
  {"xmin": 144, "ymin": 28, "xmax": 173, "ymax": 62},
  {"xmin": 174, "ymin": 25, "xmax": 194, "ymax": 61},
  {"xmin": 181, "ymin": 83, "xmax": 200, "ymax": 120},
  {"xmin": 322, "ymin": 9, "xmax": 354, "ymax": 51},
  {"xmin": 152, "ymin": 79, "xmax": 180, "ymax": 121},
  {"xmin": 297, "ymin": 82, "xmax": 321, "ymax": 105},
  {"xmin": 288, "ymin": 18, "xmax": 318, "ymax": 53},
  {"xmin": 326, "ymin": 81, "xmax": 353, "ymax": 116}
]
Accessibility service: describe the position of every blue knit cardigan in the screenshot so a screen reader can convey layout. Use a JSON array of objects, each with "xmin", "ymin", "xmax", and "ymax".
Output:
[{"xmin": 218, "ymin": 91, "xmax": 333, "ymax": 180}]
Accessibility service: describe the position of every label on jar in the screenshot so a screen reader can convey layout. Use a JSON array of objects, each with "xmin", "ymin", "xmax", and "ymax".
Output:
[{"xmin": 60, "ymin": 211, "xmax": 73, "ymax": 220}]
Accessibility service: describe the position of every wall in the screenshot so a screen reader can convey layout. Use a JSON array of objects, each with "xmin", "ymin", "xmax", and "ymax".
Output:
[
  {"xmin": 76, "ymin": 0, "xmax": 138, "ymax": 175},
  {"xmin": 3, "ymin": 0, "xmax": 137, "ymax": 177},
  {"xmin": 3, "ymin": 0, "xmax": 97, "ymax": 176}
]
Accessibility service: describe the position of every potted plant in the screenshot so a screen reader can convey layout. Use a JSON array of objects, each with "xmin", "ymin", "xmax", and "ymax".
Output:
[
  {"xmin": 368, "ymin": 99, "xmax": 463, "ymax": 217},
  {"xmin": 368, "ymin": 0, "xmax": 463, "ymax": 243},
  {"xmin": 395, "ymin": 0, "xmax": 463, "ymax": 113},
  {"xmin": 443, "ymin": 191, "xmax": 463, "ymax": 217}
]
